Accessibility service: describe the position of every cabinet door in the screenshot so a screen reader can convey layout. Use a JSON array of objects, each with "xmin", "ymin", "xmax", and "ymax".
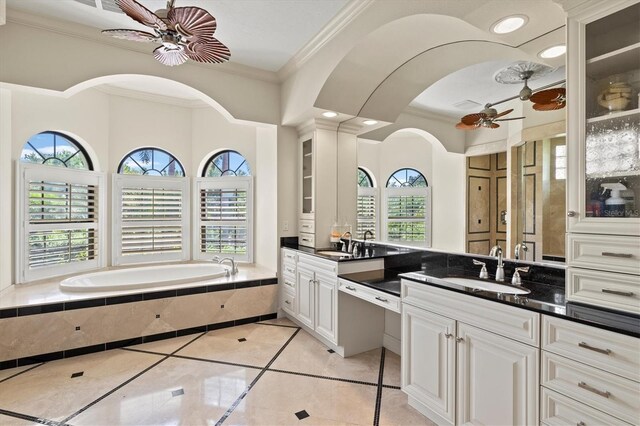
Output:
[
  {"xmin": 314, "ymin": 271, "xmax": 337, "ymax": 343},
  {"xmin": 296, "ymin": 267, "xmax": 315, "ymax": 329},
  {"xmin": 456, "ymin": 323, "xmax": 538, "ymax": 426},
  {"xmin": 402, "ymin": 304, "xmax": 456, "ymax": 425}
]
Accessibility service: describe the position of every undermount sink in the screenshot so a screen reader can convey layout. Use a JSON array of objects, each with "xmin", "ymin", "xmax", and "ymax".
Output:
[
  {"xmin": 443, "ymin": 277, "xmax": 530, "ymax": 295},
  {"xmin": 317, "ymin": 251, "xmax": 352, "ymax": 257}
]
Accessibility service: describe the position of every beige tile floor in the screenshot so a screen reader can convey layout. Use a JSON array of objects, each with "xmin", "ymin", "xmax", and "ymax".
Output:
[{"xmin": 0, "ymin": 318, "xmax": 435, "ymax": 426}]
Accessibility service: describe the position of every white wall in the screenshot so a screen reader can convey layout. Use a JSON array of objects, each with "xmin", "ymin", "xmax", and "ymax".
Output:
[
  {"xmin": 358, "ymin": 131, "xmax": 465, "ymax": 252},
  {"xmin": 6, "ymin": 85, "xmax": 280, "ymax": 285}
]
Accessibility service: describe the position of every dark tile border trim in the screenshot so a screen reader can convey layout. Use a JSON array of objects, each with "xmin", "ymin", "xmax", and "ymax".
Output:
[
  {"xmin": 0, "ymin": 277, "xmax": 278, "ymax": 319},
  {"xmin": 0, "ymin": 363, "xmax": 44, "ymax": 383},
  {"xmin": 373, "ymin": 347, "xmax": 386, "ymax": 426},
  {"xmin": 0, "ymin": 313, "xmax": 277, "ymax": 370},
  {"xmin": 0, "ymin": 408, "xmax": 64, "ymax": 426}
]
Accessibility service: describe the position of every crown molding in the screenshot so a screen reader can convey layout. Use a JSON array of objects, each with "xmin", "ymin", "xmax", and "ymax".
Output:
[
  {"xmin": 6, "ymin": 8, "xmax": 280, "ymax": 84},
  {"xmin": 0, "ymin": 0, "xmax": 6, "ymax": 26},
  {"xmin": 277, "ymin": 0, "xmax": 374, "ymax": 81},
  {"xmin": 94, "ymin": 85, "xmax": 209, "ymax": 108},
  {"xmin": 402, "ymin": 106, "xmax": 459, "ymax": 124}
]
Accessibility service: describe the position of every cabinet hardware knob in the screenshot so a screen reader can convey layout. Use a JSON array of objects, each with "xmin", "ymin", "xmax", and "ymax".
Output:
[
  {"xmin": 375, "ymin": 296, "xmax": 388, "ymax": 302},
  {"xmin": 578, "ymin": 341, "xmax": 611, "ymax": 355},
  {"xmin": 602, "ymin": 289, "xmax": 634, "ymax": 297},
  {"xmin": 601, "ymin": 252, "xmax": 633, "ymax": 258},
  {"xmin": 284, "ymin": 300, "xmax": 291, "ymax": 305},
  {"xmin": 455, "ymin": 337, "xmax": 464, "ymax": 343},
  {"xmin": 444, "ymin": 333, "xmax": 453, "ymax": 339},
  {"xmin": 345, "ymin": 285, "xmax": 356, "ymax": 291},
  {"xmin": 577, "ymin": 422, "xmax": 586, "ymax": 426},
  {"xmin": 578, "ymin": 381, "xmax": 610, "ymax": 398},
  {"xmin": 309, "ymin": 279, "xmax": 314, "ymax": 285},
  {"xmin": 567, "ymin": 210, "xmax": 577, "ymax": 217}
]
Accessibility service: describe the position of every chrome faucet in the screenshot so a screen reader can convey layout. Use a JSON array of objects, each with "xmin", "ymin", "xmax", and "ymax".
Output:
[
  {"xmin": 213, "ymin": 256, "xmax": 238, "ymax": 277},
  {"xmin": 363, "ymin": 230, "xmax": 374, "ymax": 256},
  {"xmin": 363, "ymin": 230, "xmax": 374, "ymax": 244},
  {"xmin": 511, "ymin": 266, "xmax": 530, "ymax": 286},
  {"xmin": 341, "ymin": 231, "xmax": 353, "ymax": 253},
  {"xmin": 472, "ymin": 259, "xmax": 489, "ymax": 279},
  {"xmin": 489, "ymin": 245, "xmax": 505, "ymax": 282},
  {"xmin": 514, "ymin": 242, "xmax": 528, "ymax": 260}
]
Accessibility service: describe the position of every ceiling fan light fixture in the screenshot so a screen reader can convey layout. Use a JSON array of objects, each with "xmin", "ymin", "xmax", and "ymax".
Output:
[
  {"xmin": 539, "ymin": 44, "xmax": 567, "ymax": 59},
  {"xmin": 491, "ymin": 15, "xmax": 528, "ymax": 34},
  {"xmin": 322, "ymin": 111, "xmax": 338, "ymax": 118}
]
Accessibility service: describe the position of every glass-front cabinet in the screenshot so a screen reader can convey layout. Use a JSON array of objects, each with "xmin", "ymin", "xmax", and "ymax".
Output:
[{"xmin": 567, "ymin": 0, "xmax": 640, "ymax": 236}]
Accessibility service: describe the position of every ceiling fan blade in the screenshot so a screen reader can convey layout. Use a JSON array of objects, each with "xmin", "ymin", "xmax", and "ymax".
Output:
[
  {"xmin": 530, "ymin": 88, "xmax": 566, "ymax": 105},
  {"xmin": 115, "ymin": 0, "xmax": 167, "ymax": 31},
  {"xmin": 185, "ymin": 39, "xmax": 231, "ymax": 63},
  {"xmin": 461, "ymin": 113, "xmax": 486, "ymax": 125},
  {"xmin": 102, "ymin": 29, "xmax": 159, "ymax": 42},
  {"xmin": 169, "ymin": 6, "xmax": 217, "ymax": 42},
  {"xmin": 153, "ymin": 45, "xmax": 188, "ymax": 66},
  {"xmin": 493, "ymin": 108, "xmax": 513, "ymax": 119},
  {"xmin": 533, "ymin": 101, "xmax": 566, "ymax": 111},
  {"xmin": 495, "ymin": 116, "xmax": 526, "ymax": 121},
  {"xmin": 455, "ymin": 122, "xmax": 479, "ymax": 130},
  {"xmin": 488, "ymin": 122, "xmax": 500, "ymax": 129}
]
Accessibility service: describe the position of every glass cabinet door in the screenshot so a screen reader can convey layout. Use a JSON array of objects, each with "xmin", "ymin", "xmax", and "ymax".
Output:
[
  {"xmin": 302, "ymin": 138, "xmax": 313, "ymax": 214},
  {"xmin": 583, "ymin": 3, "xmax": 640, "ymax": 221}
]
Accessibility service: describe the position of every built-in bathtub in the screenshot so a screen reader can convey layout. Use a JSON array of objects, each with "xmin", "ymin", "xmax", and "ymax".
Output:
[{"xmin": 60, "ymin": 263, "xmax": 229, "ymax": 292}]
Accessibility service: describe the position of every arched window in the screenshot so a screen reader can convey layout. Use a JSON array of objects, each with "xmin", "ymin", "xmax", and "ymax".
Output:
[
  {"xmin": 386, "ymin": 168, "xmax": 427, "ymax": 188},
  {"xmin": 20, "ymin": 131, "xmax": 92, "ymax": 170},
  {"xmin": 118, "ymin": 147, "xmax": 185, "ymax": 177},
  {"xmin": 196, "ymin": 150, "xmax": 253, "ymax": 262},
  {"xmin": 357, "ymin": 168, "xmax": 373, "ymax": 188},
  {"xmin": 357, "ymin": 168, "xmax": 376, "ymax": 239},
  {"xmin": 383, "ymin": 168, "xmax": 431, "ymax": 246},
  {"xmin": 203, "ymin": 150, "xmax": 251, "ymax": 177},
  {"xmin": 17, "ymin": 131, "xmax": 104, "ymax": 282}
]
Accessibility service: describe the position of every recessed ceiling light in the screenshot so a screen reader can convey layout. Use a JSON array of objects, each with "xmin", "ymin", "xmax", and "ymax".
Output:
[
  {"xmin": 363, "ymin": 119, "xmax": 378, "ymax": 125},
  {"xmin": 539, "ymin": 44, "xmax": 566, "ymax": 59},
  {"xmin": 322, "ymin": 111, "xmax": 338, "ymax": 118},
  {"xmin": 491, "ymin": 15, "xmax": 528, "ymax": 34}
]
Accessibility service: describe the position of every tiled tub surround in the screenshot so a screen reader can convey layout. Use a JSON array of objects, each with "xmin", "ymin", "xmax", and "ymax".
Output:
[{"xmin": 0, "ymin": 265, "xmax": 278, "ymax": 369}]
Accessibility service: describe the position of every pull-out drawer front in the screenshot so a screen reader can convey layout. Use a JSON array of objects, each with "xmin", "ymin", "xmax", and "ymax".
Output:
[
  {"xmin": 401, "ymin": 279, "xmax": 539, "ymax": 346},
  {"xmin": 281, "ymin": 292, "xmax": 295, "ymax": 315},
  {"xmin": 299, "ymin": 232, "xmax": 315, "ymax": 248},
  {"xmin": 542, "ymin": 315, "xmax": 640, "ymax": 382},
  {"xmin": 281, "ymin": 274, "xmax": 296, "ymax": 295},
  {"xmin": 567, "ymin": 268, "xmax": 640, "ymax": 314},
  {"xmin": 541, "ymin": 387, "xmax": 633, "ymax": 426},
  {"xmin": 339, "ymin": 279, "xmax": 401, "ymax": 313},
  {"xmin": 567, "ymin": 234, "xmax": 640, "ymax": 275},
  {"xmin": 282, "ymin": 249, "xmax": 298, "ymax": 265},
  {"xmin": 297, "ymin": 252, "xmax": 337, "ymax": 274},
  {"xmin": 299, "ymin": 219, "xmax": 315, "ymax": 234},
  {"xmin": 542, "ymin": 352, "xmax": 640, "ymax": 424}
]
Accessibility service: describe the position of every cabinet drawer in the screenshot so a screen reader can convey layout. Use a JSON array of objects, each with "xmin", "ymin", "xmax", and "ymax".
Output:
[
  {"xmin": 541, "ymin": 387, "xmax": 633, "ymax": 426},
  {"xmin": 299, "ymin": 232, "xmax": 315, "ymax": 248},
  {"xmin": 542, "ymin": 315, "xmax": 640, "ymax": 382},
  {"xmin": 282, "ymin": 263, "xmax": 297, "ymax": 278},
  {"xmin": 339, "ymin": 279, "xmax": 400, "ymax": 313},
  {"xmin": 567, "ymin": 268, "xmax": 640, "ymax": 314},
  {"xmin": 281, "ymin": 275, "xmax": 296, "ymax": 295},
  {"xmin": 542, "ymin": 352, "xmax": 640, "ymax": 424},
  {"xmin": 402, "ymin": 279, "xmax": 539, "ymax": 346},
  {"xmin": 299, "ymin": 219, "xmax": 315, "ymax": 234},
  {"xmin": 281, "ymin": 292, "xmax": 295, "ymax": 315},
  {"xmin": 282, "ymin": 249, "xmax": 298, "ymax": 264},
  {"xmin": 568, "ymin": 234, "xmax": 640, "ymax": 275}
]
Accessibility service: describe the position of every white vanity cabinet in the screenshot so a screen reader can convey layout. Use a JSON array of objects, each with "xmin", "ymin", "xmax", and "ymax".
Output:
[
  {"xmin": 401, "ymin": 279, "xmax": 539, "ymax": 426},
  {"xmin": 562, "ymin": 0, "xmax": 640, "ymax": 313}
]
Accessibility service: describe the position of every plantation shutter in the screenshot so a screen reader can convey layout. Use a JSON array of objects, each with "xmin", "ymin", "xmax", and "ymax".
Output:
[
  {"xmin": 19, "ymin": 164, "xmax": 105, "ymax": 282},
  {"xmin": 383, "ymin": 187, "xmax": 431, "ymax": 246},
  {"xmin": 356, "ymin": 187, "xmax": 377, "ymax": 239},
  {"xmin": 194, "ymin": 177, "xmax": 253, "ymax": 262},
  {"xmin": 113, "ymin": 175, "xmax": 189, "ymax": 265}
]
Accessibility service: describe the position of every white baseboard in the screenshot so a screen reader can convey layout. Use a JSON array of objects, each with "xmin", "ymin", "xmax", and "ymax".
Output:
[{"xmin": 383, "ymin": 332, "xmax": 401, "ymax": 356}]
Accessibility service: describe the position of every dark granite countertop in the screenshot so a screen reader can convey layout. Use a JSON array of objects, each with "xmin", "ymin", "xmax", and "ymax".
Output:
[
  {"xmin": 281, "ymin": 242, "xmax": 420, "ymax": 262},
  {"xmin": 340, "ymin": 268, "xmax": 640, "ymax": 338}
]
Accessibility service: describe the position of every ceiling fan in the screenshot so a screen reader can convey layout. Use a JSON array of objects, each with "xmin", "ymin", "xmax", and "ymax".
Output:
[
  {"xmin": 455, "ymin": 106, "xmax": 525, "ymax": 131},
  {"xmin": 102, "ymin": 0, "xmax": 230, "ymax": 67},
  {"xmin": 513, "ymin": 69, "xmax": 567, "ymax": 110}
]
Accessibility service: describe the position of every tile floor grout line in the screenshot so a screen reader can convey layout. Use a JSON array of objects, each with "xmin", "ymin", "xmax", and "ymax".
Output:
[
  {"xmin": 373, "ymin": 347, "xmax": 386, "ymax": 426},
  {"xmin": 266, "ymin": 367, "xmax": 380, "ymax": 387},
  {"xmin": 61, "ymin": 332, "xmax": 206, "ymax": 423},
  {"xmin": 0, "ymin": 407, "xmax": 64, "ymax": 426},
  {"xmin": 255, "ymin": 322, "xmax": 302, "ymax": 329},
  {"xmin": 170, "ymin": 353, "xmax": 264, "ymax": 370},
  {"xmin": 0, "ymin": 362, "xmax": 45, "ymax": 384},
  {"xmin": 215, "ymin": 327, "xmax": 301, "ymax": 426}
]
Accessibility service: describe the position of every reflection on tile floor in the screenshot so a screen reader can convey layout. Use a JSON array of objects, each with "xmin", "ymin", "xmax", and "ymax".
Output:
[{"xmin": 0, "ymin": 317, "xmax": 436, "ymax": 426}]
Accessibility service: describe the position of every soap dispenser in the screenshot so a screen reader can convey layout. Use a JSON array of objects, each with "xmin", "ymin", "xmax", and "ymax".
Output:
[{"xmin": 601, "ymin": 183, "xmax": 627, "ymax": 217}]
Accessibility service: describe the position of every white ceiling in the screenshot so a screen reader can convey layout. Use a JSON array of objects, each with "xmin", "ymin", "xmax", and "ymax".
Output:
[
  {"xmin": 410, "ymin": 61, "xmax": 566, "ymax": 118},
  {"xmin": 5, "ymin": 0, "xmax": 349, "ymax": 72}
]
